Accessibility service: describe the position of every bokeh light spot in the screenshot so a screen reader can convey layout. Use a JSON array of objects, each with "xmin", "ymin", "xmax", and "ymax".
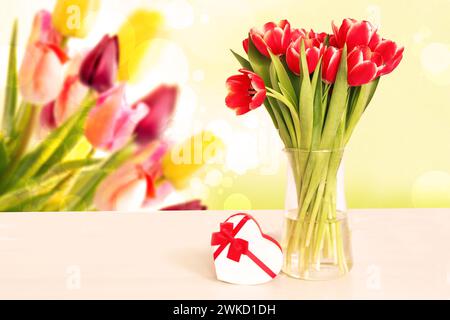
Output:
[
  {"xmin": 205, "ymin": 169, "xmax": 223, "ymax": 187},
  {"xmin": 223, "ymin": 194, "xmax": 252, "ymax": 210},
  {"xmin": 421, "ymin": 42, "xmax": 450, "ymax": 85},
  {"xmin": 412, "ymin": 171, "xmax": 450, "ymax": 208}
]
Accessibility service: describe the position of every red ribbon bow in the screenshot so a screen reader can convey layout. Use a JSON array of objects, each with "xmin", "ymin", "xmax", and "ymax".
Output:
[
  {"xmin": 211, "ymin": 215, "xmax": 277, "ymax": 279},
  {"xmin": 211, "ymin": 222, "xmax": 249, "ymax": 262}
]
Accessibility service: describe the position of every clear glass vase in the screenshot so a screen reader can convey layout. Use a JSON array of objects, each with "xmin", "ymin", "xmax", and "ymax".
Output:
[{"xmin": 282, "ymin": 149, "xmax": 353, "ymax": 280}]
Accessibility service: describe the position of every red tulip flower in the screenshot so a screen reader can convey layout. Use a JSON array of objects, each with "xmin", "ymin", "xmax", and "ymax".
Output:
[
  {"xmin": 347, "ymin": 46, "xmax": 379, "ymax": 86},
  {"xmin": 331, "ymin": 19, "xmax": 379, "ymax": 51},
  {"xmin": 80, "ymin": 35, "xmax": 119, "ymax": 93},
  {"xmin": 323, "ymin": 43, "xmax": 404, "ymax": 86},
  {"xmin": 133, "ymin": 85, "xmax": 179, "ymax": 145},
  {"xmin": 371, "ymin": 40, "xmax": 404, "ymax": 77},
  {"xmin": 225, "ymin": 69, "xmax": 266, "ymax": 116},
  {"xmin": 286, "ymin": 30, "xmax": 327, "ymax": 75},
  {"xmin": 243, "ymin": 20, "xmax": 299, "ymax": 57}
]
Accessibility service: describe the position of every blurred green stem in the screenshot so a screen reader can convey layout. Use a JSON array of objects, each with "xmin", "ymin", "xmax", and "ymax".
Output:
[{"xmin": 11, "ymin": 103, "xmax": 40, "ymax": 163}]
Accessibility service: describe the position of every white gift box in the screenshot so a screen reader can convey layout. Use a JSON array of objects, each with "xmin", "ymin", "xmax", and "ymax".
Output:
[{"xmin": 211, "ymin": 213, "xmax": 283, "ymax": 285}]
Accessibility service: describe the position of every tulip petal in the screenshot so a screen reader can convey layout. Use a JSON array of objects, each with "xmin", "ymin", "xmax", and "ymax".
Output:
[
  {"xmin": 54, "ymin": 75, "xmax": 89, "ymax": 125},
  {"xmin": 375, "ymin": 40, "xmax": 397, "ymax": 62},
  {"xmin": 306, "ymin": 47, "xmax": 320, "ymax": 74},
  {"xmin": 378, "ymin": 47, "xmax": 404, "ymax": 76},
  {"xmin": 348, "ymin": 61, "xmax": 377, "ymax": 86},
  {"xmin": 225, "ymin": 92, "xmax": 252, "ymax": 109},
  {"xmin": 286, "ymin": 46, "xmax": 300, "ymax": 75},
  {"xmin": 322, "ymin": 47, "xmax": 342, "ymax": 83},
  {"xmin": 264, "ymin": 28, "xmax": 284, "ymax": 55},
  {"xmin": 346, "ymin": 21, "xmax": 372, "ymax": 50},
  {"xmin": 109, "ymin": 102, "xmax": 148, "ymax": 151},
  {"xmin": 85, "ymin": 86, "xmax": 124, "ymax": 149},
  {"xmin": 250, "ymin": 32, "xmax": 269, "ymax": 57}
]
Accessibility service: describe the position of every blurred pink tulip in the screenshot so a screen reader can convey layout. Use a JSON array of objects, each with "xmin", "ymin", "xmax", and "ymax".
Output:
[
  {"xmin": 28, "ymin": 10, "xmax": 62, "ymax": 46},
  {"xmin": 18, "ymin": 42, "xmax": 67, "ymax": 105},
  {"xmin": 85, "ymin": 85, "xmax": 148, "ymax": 152},
  {"xmin": 133, "ymin": 85, "xmax": 179, "ymax": 144},
  {"xmin": 54, "ymin": 75, "xmax": 90, "ymax": 125},
  {"xmin": 94, "ymin": 163, "xmax": 155, "ymax": 211},
  {"xmin": 80, "ymin": 35, "xmax": 119, "ymax": 93}
]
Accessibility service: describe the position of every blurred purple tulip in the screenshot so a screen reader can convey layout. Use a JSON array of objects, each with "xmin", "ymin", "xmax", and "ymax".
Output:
[
  {"xmin": 79, "ymin": 35, "xmax": 119, "ymax": 93},
  {"xmin": 161, "ymin": 200, "xmax": 207, "ymax": 211},
  {"xmin": 134, "ymin": 85, "xmax": 179, "ymax": 144}
]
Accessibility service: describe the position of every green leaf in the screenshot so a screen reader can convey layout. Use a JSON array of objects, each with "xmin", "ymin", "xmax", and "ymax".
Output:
[
  {"xmin": 0, "ymin": 171, "xmax": 71, "ymax": 212},
  {"xmin": 64, "ymin": 144, "xmax": 135, "ymax": 211},
  {"xmin": 320, "ymin": 45, "xmax": 349, "ymax": 149},
  {"xmin": 0, "ymin": 136, "xmax": 9, "ymax": 175},
  {"xmin": 268, "ymin": 51, "xmax": 297, "ymax": 107},
  {"xmin": 230, "ymin": 49, "xmax": 252, "ymax": 70},
  {"xmin": 244, "ymin": 38, "xmax": 277, "ymax": 127},
  {"xmin": 35, "ymin": 107, "xmax": 94, "ymax": 177},
  {"xmin": 266, "ymin": 87, "xmax": 301, "ymax": 148},
  {"xmin": 298, "ymin": 40, "xmax": 314, "ymax": 150},
  {"xmin": 311, "ymin": 58, "xmax": 323, "ymax": 150},
  {"xmin": 364, "ymin": 77, "xmax": 380, "ymax": 111},
  {"xmin": 344, "ymin": 78, "xmax": 380, "ymax": 144},
  {"xmin": 42, "ymin": 159, "xmax": 101, "ymax": 178},
  {"xmin": 2, "ymin": 20, "xmax": 18, "ymax": 137},
  {"xmin": 264, "ymin": 98, "xmax": 290, "ymax": 146},
  {"xmin": 0, "ymin": 97, "xmax": 96, "ymax": 192},
  {"xmin": 269, "ymin": 64, "xmax": 298, "ymax": 147}
]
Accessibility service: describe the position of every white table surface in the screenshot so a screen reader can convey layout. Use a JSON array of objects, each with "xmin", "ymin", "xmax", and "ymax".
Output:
[{"xmin": 0, "ymin": 209, "xmax": 449, "ymax": 300}]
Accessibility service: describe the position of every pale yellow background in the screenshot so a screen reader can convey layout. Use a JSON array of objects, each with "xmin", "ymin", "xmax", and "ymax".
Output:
[{"xmin": 1, "ymin": 0, "xmax": 450, "ymax": 209}]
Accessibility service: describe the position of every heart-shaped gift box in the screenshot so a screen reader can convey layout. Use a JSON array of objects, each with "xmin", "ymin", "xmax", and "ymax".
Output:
[{"xmin": 211, "ymin": 213, "xmax": 283, "ymax": 285}]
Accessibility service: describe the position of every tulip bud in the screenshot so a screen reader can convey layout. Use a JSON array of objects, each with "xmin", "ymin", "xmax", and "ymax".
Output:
[
  {"xmin": 79, "ymin": 35, "xmax": 119, "ymax": 93},
  {"xmin": 94, "ymin": 163, "xmax": 155, "ymax": 211},
  {"xmin": 84, "ymin": 85, "xmax": 148, "ymax": 152},
  {"xmin": 322, "ymin": 46, "xmax": 342, "ymax": 84},
  {"xmin": 133, "ymin": 85, "xmax": 179, "ymax": 145},
  {"xmin": 162, "ymin": 132, "xmax": 224, "ymax": 188},
  {"xmin": 117, "ymin": 9, "xmax": 164, "ymax": 82},
  {"xmin": 29, "ymin": 10, "xmax": 62, "ymax": 46},
  {"xmin": 18, "ymin": 43, "xmax": 67, "ymax": 105},
  {"xmin": 52, "ymin": 0, "xmax": 101, "ymax": 38}
]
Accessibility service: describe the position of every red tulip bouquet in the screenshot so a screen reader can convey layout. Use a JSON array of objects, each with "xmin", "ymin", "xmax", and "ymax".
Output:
[
  {"xmin": 226, "ymin": 19, "xmax": 403, "ymax": 279},
  {"xmin": 0, "ymin": 1, "xmax": 212, "ymax": 212}
]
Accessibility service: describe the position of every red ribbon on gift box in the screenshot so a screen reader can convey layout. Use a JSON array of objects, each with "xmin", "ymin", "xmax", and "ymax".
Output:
[{"xmin": 211, "ymin": 215, "xmax": 277, "ymax": 279}]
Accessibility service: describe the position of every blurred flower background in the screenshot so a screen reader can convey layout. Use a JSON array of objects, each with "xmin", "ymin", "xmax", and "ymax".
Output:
[{"xmin": 1, "ymin": 0, "xmax": 450, "ymax": 209}]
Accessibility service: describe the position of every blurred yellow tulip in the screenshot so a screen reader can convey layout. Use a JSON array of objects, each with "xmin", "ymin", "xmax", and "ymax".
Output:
[
  {"xmin": 52, "ymin": 0, "xmax": 101, "ymax": 38},
  {"xmin": 117, "ymin": 9, "xmax": 164, "ymax": 82},
  {"xmin": 162, "ymin": 132, "xmax": 224, "ymax": 189}
]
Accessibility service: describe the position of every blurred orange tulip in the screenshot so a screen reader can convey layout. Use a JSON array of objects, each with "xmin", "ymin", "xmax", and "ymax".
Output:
[{"xmin": 84, "ymin": 85, "xmax": 148, "ymax": 151}]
